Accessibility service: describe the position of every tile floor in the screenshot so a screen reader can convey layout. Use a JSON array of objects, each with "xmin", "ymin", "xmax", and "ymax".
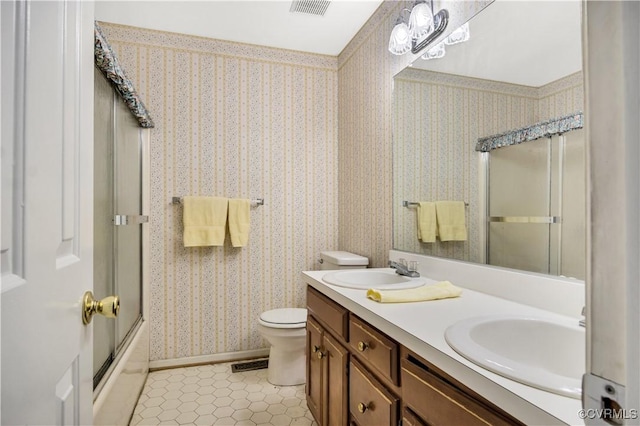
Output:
[{"xmin": 129, "ymin": 360, "xmax": 318, "ymax": 426}]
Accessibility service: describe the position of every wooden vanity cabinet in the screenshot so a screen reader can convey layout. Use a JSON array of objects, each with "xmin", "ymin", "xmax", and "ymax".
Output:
[
  {"xmin": 306, "ymin": 288, "xmax": 350, "ymax": 426},
  {"xmin": 306, "ymin": 285, "xmax": 524, "ymax": 426}
]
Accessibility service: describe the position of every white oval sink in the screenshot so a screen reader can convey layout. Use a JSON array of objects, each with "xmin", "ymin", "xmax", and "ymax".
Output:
[
  {"xmin": 445, "ymin": 315, "xmax": 584, "ymax": 399},
  {"xmin": 322, "ymin": 269, "xmax": 426, "ymax": 290}
]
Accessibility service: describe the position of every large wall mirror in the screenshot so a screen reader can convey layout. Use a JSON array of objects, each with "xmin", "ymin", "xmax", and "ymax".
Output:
[{"xmin": 392, "ymin": 0, "xmax": 585, "ymax": 279}]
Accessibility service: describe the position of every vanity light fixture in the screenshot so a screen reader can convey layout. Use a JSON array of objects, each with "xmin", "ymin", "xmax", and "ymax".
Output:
[
  {"xmin": 389, "ymin": 1, "xmax": 472, "ymax": 60},
  {"xmin": 388, "ymin": 0, "xmax": 449, "ymax": 56}
]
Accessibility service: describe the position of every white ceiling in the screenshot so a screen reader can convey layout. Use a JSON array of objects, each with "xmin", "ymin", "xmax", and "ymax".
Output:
[
  {"xmin": 410, "ymin": 0, "xmax": 583, "ymax": 87},
  {"xmin": 95, "ymin": 0, "xmax": 384, "ymax": 56}
]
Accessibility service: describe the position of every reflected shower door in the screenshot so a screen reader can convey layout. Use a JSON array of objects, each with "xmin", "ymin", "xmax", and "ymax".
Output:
[
  {"xmin": 488, "ymin": 137, "xmax": 552, "ymax": 274},
  {"xmin": 487, "ymin": 129, "xmax": 585, "ymax": 279}
]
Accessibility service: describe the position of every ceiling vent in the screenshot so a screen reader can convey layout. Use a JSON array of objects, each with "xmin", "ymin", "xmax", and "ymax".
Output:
[{"xmin": 289, "ymin": 0, "xmax": 331, "ymax": 16}]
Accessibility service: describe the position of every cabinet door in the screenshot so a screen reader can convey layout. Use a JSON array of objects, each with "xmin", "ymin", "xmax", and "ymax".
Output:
[
  {"xmin": 323, "ymin": 332, "xmax": 350, "ymax": 426},
  {"xmin": 306, "ymin": 316, "xmax": 324, "ymax": 424}
]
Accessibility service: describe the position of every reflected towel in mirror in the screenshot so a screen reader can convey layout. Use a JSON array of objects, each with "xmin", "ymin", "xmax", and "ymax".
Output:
[
  {"xmin": 435, "ymin": 201, "xmax": 467, "ymax": 241},
  {"xmin": 417, "ymin": 201, "xmax": 437, "ymax": 242}
]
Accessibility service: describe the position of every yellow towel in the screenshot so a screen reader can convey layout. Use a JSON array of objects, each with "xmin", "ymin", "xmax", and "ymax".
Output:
[
  {"xmin": 435, "ymin": 201, "xmax": 467, "ymax": 241},
  {"xmin": 366, "ymin": 281, "xmax": 462, "ymax": 303},
  {"xmin": 228, "ymin": 198, "xmax": 251, "ymax": 247},
  {"xmin": 417, "ymin": 202, "xmax": 437, "ymax": 243},
  {"xmin": 182, "ymin": 196, "xmax": 228, "ymax": 247}
]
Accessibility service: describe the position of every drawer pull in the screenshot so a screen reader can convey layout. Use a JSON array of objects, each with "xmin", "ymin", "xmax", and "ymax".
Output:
[
  {"xmin": 357, "ymin": 402, "xmax": 370, "ymax": 413},
  {"xmin": 312, "ymin": 345, "xmax": 320, "ymax": 353},
  {"xmin": 357, "ymin": 341, "xmax": 369, "ymax": 352},
  {"xmin": 317, "ymin": 351, "xmax": 326, "ymax": 359}
]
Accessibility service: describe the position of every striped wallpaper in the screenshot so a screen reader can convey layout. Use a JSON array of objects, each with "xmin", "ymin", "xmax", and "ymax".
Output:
[
  {"xmin": 392, "ymin": 70, "xmax": 584, "ymax": 262},
  {"xmin": 99, "ymin": 23, "xmax": 339, "ymax": 361},
  {"xmin": 98, "ymin": 0, "xmax": 508, "ymax": 362}
]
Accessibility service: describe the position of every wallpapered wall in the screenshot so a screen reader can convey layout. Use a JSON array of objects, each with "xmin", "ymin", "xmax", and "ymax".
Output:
[
  {"xmin": 100, "ymin": 23, "xmax": 339, "ymax": 361},
  {"xmin": 99, "ymin": 0, "xmax": 496, "ymax": 362},
  {"xmin": 336, "ymin": 0, "xmax": 492, "ymax": 268},
  {"xmin": 393, "ymin": 70, "xmax": 584, "ymax": 262}
]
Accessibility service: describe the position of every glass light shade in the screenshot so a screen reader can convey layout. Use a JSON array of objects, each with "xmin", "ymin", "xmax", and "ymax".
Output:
[
  {"xmin": 421, "ymin": 41, "xmax": 446, "ymax": 60},
  {"xmin": 444, "ymin": 22, "xmax": 470, "ymax": 45},
  {"xmin": 408, "ymin": 2, "xmax": 434, "ymax": 40},
  {"xmin": 388, "ymin": 21, "xmax": 412, "ymax": 55}
]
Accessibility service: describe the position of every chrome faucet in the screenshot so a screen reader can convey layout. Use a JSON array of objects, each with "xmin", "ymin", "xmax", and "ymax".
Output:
[{"xmin": 389, "ymin": 260, "xmax": 420, "ymax": 278}]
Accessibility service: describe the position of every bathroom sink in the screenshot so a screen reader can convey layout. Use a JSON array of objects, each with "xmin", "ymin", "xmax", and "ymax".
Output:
[
  {"xmin": 322, "ymin": 269, "xmax": 426, "ymax": 290},
  {"xmin": 445, "ymin": 315, "xmax": 584, "ymax": 399}
]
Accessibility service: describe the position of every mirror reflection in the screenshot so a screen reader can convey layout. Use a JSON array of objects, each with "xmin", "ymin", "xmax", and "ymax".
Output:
[{"xmin": 392, "ymin": 0, "xmax": 584, "ymax": 279}]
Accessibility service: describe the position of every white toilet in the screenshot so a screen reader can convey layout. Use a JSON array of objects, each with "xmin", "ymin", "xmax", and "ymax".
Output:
[
  {"xmin": 258, "ymin": 251, "xmax": 368, "ymax": 386},
  {"xmin": 258, "ymin": 307, "xmax": 308, "ymax": 386}
]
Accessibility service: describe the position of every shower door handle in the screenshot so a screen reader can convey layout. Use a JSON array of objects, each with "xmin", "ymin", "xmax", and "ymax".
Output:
[
  {"xmin": 82, "ymin": 291, "xmax": 120, "ymax": 325},
  {"xmin": 113, "ymin": 214, "xmax": 149, "ymax": 226}
]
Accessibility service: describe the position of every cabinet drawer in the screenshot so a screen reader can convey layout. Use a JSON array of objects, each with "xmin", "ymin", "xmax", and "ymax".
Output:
[
  {"xmin": 401, "ymin": 358, "xmax": 515, "ymax": 426},
  {"xmin": 349, "ymin": 315, "xmax": 399, "ymax": 385},
  {"xmin": 402, "ymin": 407, "xmax": 427, "ymax": 426},
  {"xmin": 307, "ymin": 286, "xmax": 348, "ymax": 340},
  {"xmin": 349, "ymin": 360, "xmax": 399, "ymax": 426}
]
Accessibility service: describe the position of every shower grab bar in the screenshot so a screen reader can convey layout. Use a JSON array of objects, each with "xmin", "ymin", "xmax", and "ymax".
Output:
[
  {"xmin": 403, "ymin": 200, "xmax": 469, "ymax": 207},
  {"xmin": 488, "ymin": 216, "xmax": 560, "ymax": 224},
  {"xmin": 171, "ymin": 196, "xmax": 264, "ymax": 206}
]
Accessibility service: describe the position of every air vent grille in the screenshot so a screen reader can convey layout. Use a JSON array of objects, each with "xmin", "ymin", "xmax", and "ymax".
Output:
[{"xmin": 290, "ymin": 0, "xmax": 331, "ymax": 16}]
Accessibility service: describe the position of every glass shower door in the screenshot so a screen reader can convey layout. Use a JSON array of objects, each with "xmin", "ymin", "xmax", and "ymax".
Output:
[{"xmin": 93, "ymin": 68, "xmax": 144, "ymax": 389}]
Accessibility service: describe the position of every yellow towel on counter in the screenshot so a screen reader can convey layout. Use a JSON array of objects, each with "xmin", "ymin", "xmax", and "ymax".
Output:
[
  {"xmin": 367, "ymin": 281, "xmax": 462, "ymax": 303},
  {"xmin": 182, "ymin": 196, "xmax": 228, "ymax": 247},
  {"xmin": 417, "ymin": 202, "xmax": 437, "ymax": 243},
  {"xmin": 228, "ymin": 198, "xmax": 251, "ymax": 247},
  {"xmin": 435, "ymin": 201, "xmax": 467, "ymax": 241}
]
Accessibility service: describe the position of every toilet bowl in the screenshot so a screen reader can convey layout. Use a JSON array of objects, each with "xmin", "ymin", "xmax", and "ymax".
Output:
[{"xmin": 258, "ymin": 308, "xmax": 307, "ymax": 386}]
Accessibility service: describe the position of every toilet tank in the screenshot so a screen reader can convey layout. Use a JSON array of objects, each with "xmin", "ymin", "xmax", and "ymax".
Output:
[{"xmin": 319, "ymin": 251, "xmax": 369, "ymax": 270}]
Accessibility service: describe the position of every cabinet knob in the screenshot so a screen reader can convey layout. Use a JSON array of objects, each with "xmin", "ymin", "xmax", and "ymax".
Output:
[
  {"xmin": 317, "ymin": 351, "xmax": 326, "ymax": 359},
  {"xmin": 357, "ymin": 402, "xmax": 370, "ymax": 413},
  {"xmin": 357, "ymin": 341, "xmax": 369, "ymax": 352},
  {"xmin": 312, "ymin": 345, "xmax": 320, "ymax": 353}
]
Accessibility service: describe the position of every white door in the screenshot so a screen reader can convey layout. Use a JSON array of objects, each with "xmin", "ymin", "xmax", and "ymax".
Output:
[{"xmin": 1, "ymin": 0, "xmax": 95, "ymax": 424}]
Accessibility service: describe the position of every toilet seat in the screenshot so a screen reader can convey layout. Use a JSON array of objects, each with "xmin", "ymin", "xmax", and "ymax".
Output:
[{"xmin": 259, "ymin": 308, "xmax": 307, "ymax": 329}]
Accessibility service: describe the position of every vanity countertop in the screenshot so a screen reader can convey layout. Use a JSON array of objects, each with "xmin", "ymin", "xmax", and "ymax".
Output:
[{"xmin": 303, "ymin": 268, "xmax": 584, "ymax": 426}]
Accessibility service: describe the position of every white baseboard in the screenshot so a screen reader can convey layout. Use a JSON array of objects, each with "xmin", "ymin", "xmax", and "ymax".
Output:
[{"xmin": 149, "ymin": 348, "xmax": 270, "ymax": 370}]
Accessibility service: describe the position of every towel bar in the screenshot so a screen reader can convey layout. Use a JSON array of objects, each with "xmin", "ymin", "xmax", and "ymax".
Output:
[
  {"xmin": 172, "ymin": 196, "xmax": 264, "ymax": 206},
  {"xmin": 403, "ymin": 200, "xmax": 469, "ymax": 207}
]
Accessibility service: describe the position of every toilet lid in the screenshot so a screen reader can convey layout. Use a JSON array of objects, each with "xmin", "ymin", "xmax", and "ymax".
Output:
[{"xmin": 259, "ymin": 308, "xmax": 307, "ymax": 328}]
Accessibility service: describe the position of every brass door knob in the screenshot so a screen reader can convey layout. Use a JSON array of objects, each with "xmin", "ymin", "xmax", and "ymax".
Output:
[
  {"xmin": 357, "ymin": 341, "xmax": 369, "ymax": 352},
  {"xmin": 82, "ymin": 291, "xmax": 120, "ymax": 325},
  {"xmin": 357, "ymin": 402, "xmax": 370, "ymax": 413}
]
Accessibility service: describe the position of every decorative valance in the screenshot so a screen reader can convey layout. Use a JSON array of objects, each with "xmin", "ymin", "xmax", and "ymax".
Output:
[
  {"xmin": 475, "ymin": 112, "xmax": 583, "ymax": 152},
  {"xmin": 94, "ymin": 22, "xmax": 155, "ymax": 128}
]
